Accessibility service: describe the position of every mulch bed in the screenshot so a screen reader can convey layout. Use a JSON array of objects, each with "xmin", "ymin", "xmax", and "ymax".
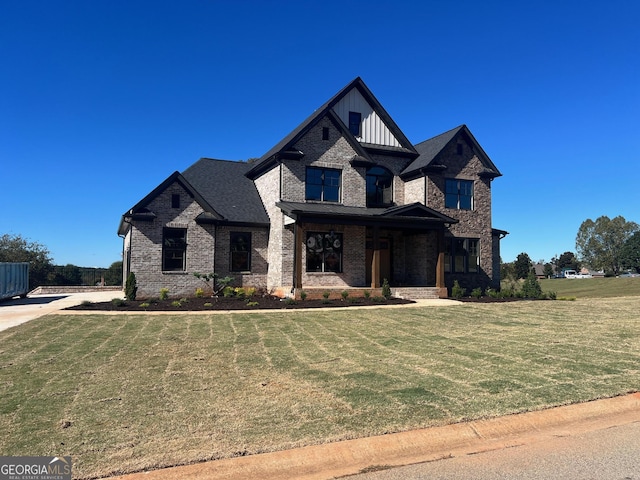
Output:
[{"xmin": 66, "ymin": 295, "xmax": 415, "ymax": 311}]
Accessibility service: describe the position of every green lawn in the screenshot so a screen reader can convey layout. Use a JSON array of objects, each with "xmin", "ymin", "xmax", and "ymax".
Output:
[
  {"xmin": 539, "ymin": 276, "xmax": 640, "ymax": 298},
  {"xmin": 1, "ymin": 297, "xmax": 639, "ymax": 478}
]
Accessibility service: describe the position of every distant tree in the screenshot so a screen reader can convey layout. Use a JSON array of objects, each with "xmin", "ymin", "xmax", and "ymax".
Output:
[
  {"xmin": 514, "ymin": 252, "xmax": 533, "ymax": 279},
  {"xmin": 104, "ymin": 261, "xmax": 123, "ymax": 286},
  {"xmin": 47, "ymin": 264, "xmax": 82, "ymax": 285},
  {"xmin": 620, "ymin": 231, "xmax": 640, "ymax": 273},
  {"xmin": 543, "ymin": 263, "xmax": 554, "ymax": 278},
  {"xmin": 553, "ymin": 251, "xmax": 580, "ymax": 273},
  {"xmin": 500, "ymin": 259, "xmax": 514, "ymax": 281},
  {"xmin": 0, "ymin": 233, "xmax": 53, "ymax": 289},
  {"xmin": 576, "ymin": 216, "xmax": 639, "ymax": 275}
]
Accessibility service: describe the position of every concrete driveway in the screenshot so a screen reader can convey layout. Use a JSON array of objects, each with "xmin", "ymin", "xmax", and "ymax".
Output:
[{"xmin": 0, "ymin": 290, "xmax": 122, "ymax": 332}]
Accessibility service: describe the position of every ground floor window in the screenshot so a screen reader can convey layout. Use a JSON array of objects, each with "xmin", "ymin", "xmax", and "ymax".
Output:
[
  {"xmin": 163, "ymin": 228, "xmax": 187, "ymax": 271},
  {"xmin": 444, "ymin": 237, "xmax": 479, "ymax": 273},
  {"xmin": 230, "ymin": 232, "xmax": 251, "ymax": 271},
  {"xmin": 306, "ymin": 231, "xmax": 343, "ymax": 272}
]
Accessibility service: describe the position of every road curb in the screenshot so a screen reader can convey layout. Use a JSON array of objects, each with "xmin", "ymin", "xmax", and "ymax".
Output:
[{"xmin": 108, "ymin": 392, "xmax": 640, "ymax": 480}]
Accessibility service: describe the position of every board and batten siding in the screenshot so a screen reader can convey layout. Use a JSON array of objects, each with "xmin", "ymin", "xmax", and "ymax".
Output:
[{"xmin": 332, "ymin": 88, "xmax": 401, "ymax": 148}]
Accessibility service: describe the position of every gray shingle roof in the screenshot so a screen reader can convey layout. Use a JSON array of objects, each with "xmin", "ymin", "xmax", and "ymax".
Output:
[{"xmin": 182, "ymin": 158, "xmax": 269, "ymax": 225}]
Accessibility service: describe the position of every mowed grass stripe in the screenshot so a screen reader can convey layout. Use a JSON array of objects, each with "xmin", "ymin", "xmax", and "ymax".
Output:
[{"xmin": 0, "ymin": 298, "xmax": 639, "ymax": 478}]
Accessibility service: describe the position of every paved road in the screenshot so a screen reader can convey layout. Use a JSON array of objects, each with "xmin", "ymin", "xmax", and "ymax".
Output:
[{"xmin": 350, "ymin": 420, "xmax": 640, "ymax": 480}]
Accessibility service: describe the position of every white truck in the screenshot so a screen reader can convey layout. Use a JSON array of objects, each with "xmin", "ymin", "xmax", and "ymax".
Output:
[{"xmin": 563, "ymin": 269, "xmax": 592, "ymax": 279}]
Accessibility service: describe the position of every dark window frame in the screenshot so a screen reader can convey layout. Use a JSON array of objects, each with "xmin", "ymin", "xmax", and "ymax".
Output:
[
  {"xmin": 305, "ymin": 166, "xmax": 341, "ymax": 203},
  {"xmin": 171, "ymin": 194, "xmax": 180, "ymax": 208},
  {"xmin": 230, "ymin": 232, "xmax": 252, "ymax": 272},
  {"xmin": 162, "ymin": 227, "xmax": 187, "ymax": 271},
  {"xmin": 322, "ymin": 127, "xmax": 329, "ymax": 140},
  {"xmin": 444, "ymin": 237, "xmax": 479, "ymax": 274},
  {"xmin": 366, "ymin": 166, "xmax": 394, "ymax": 207},
  {"xmin": 306, "ymin": 231, "xmax": 343, "ymax": 273},
  {"xmin": 445, "ymin": 178, "xmax": 474, "ymax": 210},
  {"xmin": 348, "ymin": 111, "xmax": 361, "ymax": 136}
]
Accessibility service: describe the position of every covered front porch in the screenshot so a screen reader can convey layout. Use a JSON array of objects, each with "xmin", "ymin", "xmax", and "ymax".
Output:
[{"xmin": 278, "ymin": 201, "xmax": 457, "ymax": 299}]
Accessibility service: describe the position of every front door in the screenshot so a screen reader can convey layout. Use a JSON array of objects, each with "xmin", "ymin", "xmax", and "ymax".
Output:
[{"xmin": 366, "ymin": 238, "xmax": 391, "ymax": 286}]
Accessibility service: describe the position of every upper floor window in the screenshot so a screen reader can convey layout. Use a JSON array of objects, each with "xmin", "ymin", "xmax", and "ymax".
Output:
[
  {"xmin": 306, "ymin": 167, "xmax": 341, "ymax": 202},
  {"xmin": 366, "ymin": 166, "xmax": 393, "ymax": 207},
  {"xmin": 444, "ymin": 238, "xmax": 479, "ymax": 273},
  {"xmin": 348, "ymin": 111, "xmax": 361, "ymax": 136},
  {"xmin": 230, "ymin": 232, "xmax": 251, "ymax": 272},
  {"xmin": 171, "ymin": 194, "xmax": 180, "ymax": 208},
  {"xmin": 445, "ymin": 179, "xmax": 473, "ymax": 210},
  {"xmin": 163, "ymin": 228, "xmax": 187, "ymax": 271}
]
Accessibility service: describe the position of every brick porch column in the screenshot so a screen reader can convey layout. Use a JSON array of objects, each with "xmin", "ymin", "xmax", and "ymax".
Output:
[{"xmin": 294, "ymin": 223, "xmax": 303, "ymax": 290}]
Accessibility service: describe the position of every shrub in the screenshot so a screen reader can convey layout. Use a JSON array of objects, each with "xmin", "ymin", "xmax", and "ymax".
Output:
[
  {"xmin": 246, "ymin": 301, "xmax": 259, "ymax": 307},
  {"xmin": 341, "ymin": 290, "xmax": 349, "ymax": 300},
  {"xmin": 382, "ymin": 278, "xmax": 392, "ymax": 299},
  {"xmin": 285, "ymin": 298, "xmax": 297, "ymax": 305},
  {"xmin": 486, "ymin": 288, "xmax": 500, "ymax": 298},
  {"xmin": 171, "ymin": 300, "xmax": 182, "ymax": 307},
  {"xmin": 245, "ymin": 287, "xmax": 256, "ymax": 297},
  {"xmin": 111, "ymin": 298, "xmax": 126, "ymax": 307},
  {"xmin": 521, "ymin": 272, "xmax": 543, "ymax": 299},
  {"xmin": 471, "ymin": 287, "xmax": 483, "ymax": 299},
  {"xmin": 451, "ymin": 280, "xmax": 466, "ymax": 299},
  {"xmin": 372, "ymin": 296, "xmax": 386, "ymax": 302},
  {"xmin": 322, "ymin": 291, "xmax": 330, "ymax": 299},
  {"xmin": 234, "ymin": 287, "xmax": 246, "ymax": 298},
  {"xmin": 363, "ymin": 290, "xmax": 371, "ymax": 299},
  {"xmin": 81, "ymin": 300, "xmax": 92, "ymax": 306},
  {"xmin": 299, "ymin": 290, "xmax": 307, "ymax": 301},
  {"xmin": 159, "ymin": 288, "xmax": 169, "ymax": 300},
  {"xmin": 223, "ymin": 286, "xmax": 235, "ymax": 297},
  {"xmin": 204, "ymin": 302, "xmax": 213, "ymax": 307},
  {"xmin": 125, "ymin": 272, "xmax": 137, "ymax": 301},
  {"xmin": 195, "ymin": 288, "xmax": 204, "ymax": 298},
  {"xmin": 139, "ymin": 302, "xmax": 150, "ymax": 309},
  {"xmin": 546, "ymin": 290, "xmax": 557, "ymax": 300}
]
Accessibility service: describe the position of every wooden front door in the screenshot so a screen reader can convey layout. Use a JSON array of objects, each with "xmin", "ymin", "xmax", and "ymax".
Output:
[{"xmin": 366, "ymin": 238, "xmax": 391, "ymax": 286}]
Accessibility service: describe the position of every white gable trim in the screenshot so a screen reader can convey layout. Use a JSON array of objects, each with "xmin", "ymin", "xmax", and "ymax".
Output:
[{"xmin": 332, "ymin": 88, "xmax": 401, "ymax": 148}]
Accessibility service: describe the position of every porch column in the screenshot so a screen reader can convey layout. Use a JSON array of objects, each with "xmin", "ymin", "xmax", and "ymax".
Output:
[
  {"xmin": 371, "ymin": 226, "xmax": 381, "ymax": 288},
  {"xmin": 294, "ymin": 223, "xmax": 303, "ymax": 290},
  {"xmin": 436, "ymin": 228, "xmax": 448, "ymax": 298}
]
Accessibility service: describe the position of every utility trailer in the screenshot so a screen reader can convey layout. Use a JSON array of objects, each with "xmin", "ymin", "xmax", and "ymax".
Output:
[{"xmin": 0, "ymin": 262, "xmax": 30, "ymax": 301}]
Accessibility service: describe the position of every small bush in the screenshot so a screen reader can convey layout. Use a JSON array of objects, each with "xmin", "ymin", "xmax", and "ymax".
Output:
[
  {"xmin": 471, "ymin": 287, "xmax": 483, "ymax": 299},
  {"xmin": 363, "ymin": 290, "xmax": 371, "ymax": 299},
  {"xmin": 204, "ymin": 302, "xmax": 213, "ymax": 307},
  {"xmin": 223, "ymin": 286, "xmax": 235, "ymax": 297},
  {"xmin": 159, "ymin": 288, "xmax": 169, "ymax": 300},
  {"xmin": 195, "ymin": 288, "xmax": 204, "ymax": 298},
  {"xmin": 451, "ymin": 280, "xmax": 466, "ymax": 299},
  {"xmin": 246, "ymin": 301, "xmax": 259, "ymax": 307},
  {"xmin": 125, "ymin": 272, "xmax": 137, "ymax": 301},
  {"xmin": 341, "ymin": 290, "xmax": 349, "ymax": 300},
  {"xmin": 139, "ymin": 302, "xmax": 150, "ymax": 309},
  {"xmin": 486, "ymin": 288, "xmax": 500, "ymax": 298},
  {"xmin": 171, "ymin": 300, "xmax": 182, "ymax": 307},
  {"xmin": 234, "ymin": 287, "xmax": 246, "ymax": 298},
  {"xmin": 81, "ymin": 300, "xmax": 92, "ymax": 306},
  {"xmin": 180, "ymin": 297, "xmax": 188, "ymax": 304},
  {"xmin": 299, "ymin": 290, "xmax": 307, "ymax": 301},
  {"xmin": 322, "ymin": 291, "xmax": 330, "ymax": 299},
  {"xmin": 111, "ymin": 298, "xmax": 126, "ymax": 307},
  {"xmin": 372, "ymin": 296, "xmax": 386, "ymax": 303},
  {"xmin": 382, "ymin": 278, "xmax": 392, "ymax": 299},
  {"xmin": 521, "ymin": 272, "xmax": 543, "ymax": 299},
  {"xmin": 546, "ymin": 290, "xmax": 557, "ymax": 300},
  {"xmin": 285, "ymin": 298, "xmax": 297, "ymax": 305},
  {"xmin": 245, "ymin": 287, "xmax": 256, "ymax": 297}
]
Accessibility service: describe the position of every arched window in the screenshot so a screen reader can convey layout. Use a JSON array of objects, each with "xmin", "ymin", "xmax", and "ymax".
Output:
[{"xmin": 366, "ymin": 166, "xmax": 393, "ymax": 206}]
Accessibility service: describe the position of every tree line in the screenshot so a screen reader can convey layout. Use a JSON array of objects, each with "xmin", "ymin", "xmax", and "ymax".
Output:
[
  {"xmin": 0, "ymin": 233, "xmax": 121, "ymax": 290},
  {"xmin": 503, "ymin": 215, "xmax": 640, "ymax": 279}
]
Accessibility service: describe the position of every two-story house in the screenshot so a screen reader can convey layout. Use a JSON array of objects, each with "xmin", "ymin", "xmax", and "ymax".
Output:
[{"xmin": 118, "ymin": 77, "xmax": 507, "ymax": 299}]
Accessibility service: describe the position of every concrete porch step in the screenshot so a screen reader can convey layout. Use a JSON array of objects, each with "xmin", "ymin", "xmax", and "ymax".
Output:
[{"xmin": 392, "ymin": 287, "xmax": 442, "ymax": 300}]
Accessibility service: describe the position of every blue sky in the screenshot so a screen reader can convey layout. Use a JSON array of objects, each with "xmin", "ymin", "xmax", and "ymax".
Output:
[{"xmin": 1, "ymin": 1, "xmax": 638, "ymax": 267}]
